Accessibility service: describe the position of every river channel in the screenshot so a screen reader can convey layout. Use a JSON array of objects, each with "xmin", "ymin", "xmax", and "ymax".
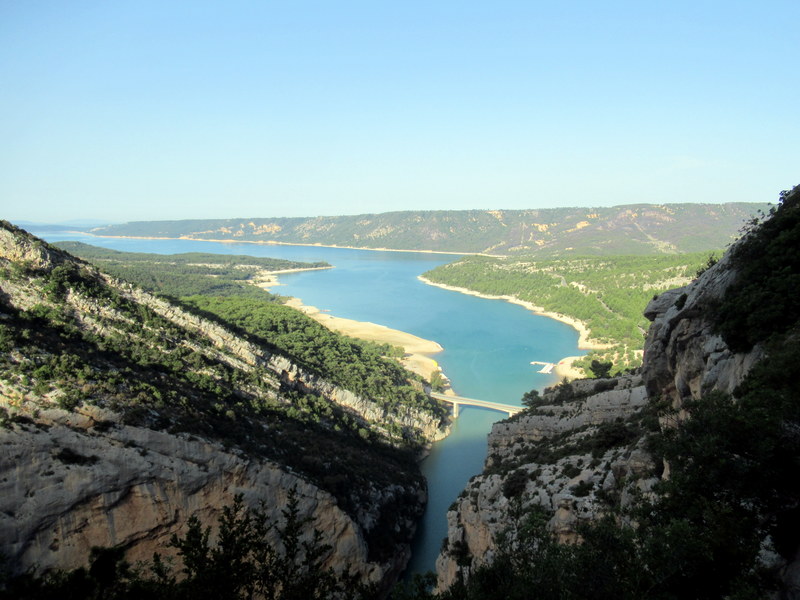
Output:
[{"xmin": 33, "ymin": 231, "xmax": 584, "ymax": 575}]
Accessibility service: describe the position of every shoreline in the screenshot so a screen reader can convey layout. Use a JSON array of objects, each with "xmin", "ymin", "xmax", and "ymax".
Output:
[
  {"xmin": 283, "ymin": 297, "xmax": 447, "ymax": 385},
  {"xmin": 81, "ymin": 230, "xmax": 582, "ymax": 383},
  {"xmin": 417, "ymin": 276, "xmax": 609, "ymax": 351},
  {"xmin": 84, "ymin": 232, "xmax": 499, "ymax": 258},
  {"xmin": 253, "ymin": 265, "xmax": 333, "ymax": 289},
  {"xmin": 417, "ymin": 276, "xmax": 610, "ymax": 381},
  {"xmin": 553, "ymin": 356, "xmax": 585, "ymax": 381}
]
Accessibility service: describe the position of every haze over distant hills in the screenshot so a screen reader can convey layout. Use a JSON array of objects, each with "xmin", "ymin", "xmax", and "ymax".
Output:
[{"xmin": 89, "ymin": 203, "xmax": 767, "ymax": 255}]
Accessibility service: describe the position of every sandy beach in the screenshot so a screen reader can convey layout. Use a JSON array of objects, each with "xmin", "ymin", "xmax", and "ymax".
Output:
[
  {"xmin": 253, "ymin": 266, "xmax": 332, "ymax": 289},
  {"xmin": 284, "ymin": 297, "xmax": 445, "ymax": 383},
  {"xmin": 417, "ymin": 276, "xmax": 609, "ymax": 351},
  {"xmin": 553, "ymin": 356, "xmax": 585, "ymax": 381},
  {"xmin": 417, "ymin": 276, "xmax": 608, "ymax": 380}
]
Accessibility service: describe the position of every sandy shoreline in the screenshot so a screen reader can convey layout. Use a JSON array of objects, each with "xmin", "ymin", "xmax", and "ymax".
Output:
[
  {"xmin": 553, "ymin": 356, "xmax": 585, "ymax": 381},
  {"xmin": 417, "ymin": 276, "xmax": 608, "ymax": 351},
  {"xmin": 85, "ymin": 232, "xmax": 488, "ymax": 257},
  {"xmin": 85, "ymin": 230, "xmax": 585, "ymax": 383},
  {"xmin": 417, "ymin": 276, "xmax": 610, "ymax": 380},
  {"xmin": 284, "ymin": 298, "xmax": 445, "ymax": 383},
  {"xmin": 253, "ymin": 266, "xmax": 332, "ymax": 289}
]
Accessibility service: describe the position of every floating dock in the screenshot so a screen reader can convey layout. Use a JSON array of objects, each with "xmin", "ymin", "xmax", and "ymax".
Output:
[{"xmin": 530, "ymin": 361, "xmax": 555, "ymax": 374}]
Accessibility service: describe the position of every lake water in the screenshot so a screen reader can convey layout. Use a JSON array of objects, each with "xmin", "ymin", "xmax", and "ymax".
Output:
[{"xmin": 33, "ymin": 231, "xmax": 584, "ymax": 574}]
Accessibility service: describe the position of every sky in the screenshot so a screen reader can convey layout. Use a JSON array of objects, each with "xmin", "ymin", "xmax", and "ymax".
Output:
[{"xmin": 1, "ymin": 1, "xmax": 798, "ymax": 223}]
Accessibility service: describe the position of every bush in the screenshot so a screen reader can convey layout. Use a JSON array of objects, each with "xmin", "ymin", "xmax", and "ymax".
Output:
[{"xmin": 502, "ymin": 469, "xmax": 529, "ymax": 499}]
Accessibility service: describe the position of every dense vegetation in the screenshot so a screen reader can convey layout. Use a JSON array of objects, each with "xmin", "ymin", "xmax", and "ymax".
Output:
[
  {"xmin": 714, "ymin": 187, "xmax": 800, "ymax": 352},
  {"xmin": 423, "ymin": 252, "xmax": 713, "ymax": 372},
  {"xmin": 89, "ymin": 203, "xmax": 762, "ymax": 255},
  {"xmin": 183, "ymin": 295, "xmax": 445, "ymax": 424},
  {"xmin": 0, "ymin": 256, "xmax": 425, "ymax": 520},
  {"xmin": 54, "ymin": 241, "xmax": 329, "ymax": 300},
  {"xmin": 49, "ymin": 241, "xmax": 445, "ymax": 433}
]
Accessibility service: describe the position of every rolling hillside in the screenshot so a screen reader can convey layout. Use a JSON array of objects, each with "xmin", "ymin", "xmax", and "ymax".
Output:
[{"xmin": 89, "ymin": 203, "xmax": 766, "ymax": 255}]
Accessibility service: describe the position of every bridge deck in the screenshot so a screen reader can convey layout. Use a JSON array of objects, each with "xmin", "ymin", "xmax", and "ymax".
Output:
[{"xmin": 430, "ymin": 392, "xmax": 523, "ymax": 416}]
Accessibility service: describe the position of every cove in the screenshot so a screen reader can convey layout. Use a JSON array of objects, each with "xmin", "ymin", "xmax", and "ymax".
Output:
[{"xmin": 33, "ymin": 231, "xmax": 585, "ymax": 575}]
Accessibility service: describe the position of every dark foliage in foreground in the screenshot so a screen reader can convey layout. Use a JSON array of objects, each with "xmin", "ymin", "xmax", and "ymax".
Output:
[
  {"xmin": 715, "ymin": 186, "xmax": 800, "ymax": 351},
  {"xmin": 1, "ymin": 491, "xmax": 376, "ymax": 600}
]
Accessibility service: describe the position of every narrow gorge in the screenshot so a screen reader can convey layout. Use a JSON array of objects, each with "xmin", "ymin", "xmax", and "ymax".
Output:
[{"xmin": 0, "ymin": 221, "xmax": 449, "ymax": 593}]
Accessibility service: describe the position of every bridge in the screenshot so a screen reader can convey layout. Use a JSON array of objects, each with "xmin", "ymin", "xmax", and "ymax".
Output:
[{"xmin": 430, "ymin": 392, "xmax": 523, "ymax": 418}]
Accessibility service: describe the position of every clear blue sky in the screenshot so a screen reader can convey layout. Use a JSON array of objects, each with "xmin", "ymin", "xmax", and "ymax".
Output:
[{"xmin": 1, "ymin": 1, "xmax": 798, "ymax": 223}]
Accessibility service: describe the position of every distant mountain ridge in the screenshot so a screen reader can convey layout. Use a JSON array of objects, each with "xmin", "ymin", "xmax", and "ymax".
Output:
[{"xmin": 90, "ymin": 203, "xmax": 767, "ymax": 255}]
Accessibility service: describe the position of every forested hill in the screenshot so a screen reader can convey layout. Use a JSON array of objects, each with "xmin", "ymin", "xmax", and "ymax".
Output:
[
  {"xmin": 422, "ymin": 252, "xmax": 713, "ymax": 373},
  {"xmin": 89, "ymin": 202, "xmax": 766, "ymax": 255},
  {"xmin": 53, "ymin": 241, "xmax": 329, "ymax": 300}
]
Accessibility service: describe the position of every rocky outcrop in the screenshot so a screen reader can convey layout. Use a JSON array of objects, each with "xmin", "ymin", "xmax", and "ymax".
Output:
[
  {"xmin": 488, "ymin": 376, "xmax": 647, "ymax": 453},
  {"xmin": 0, "ymin": 225, "xmax": 72, "ymax": 270},
  {"xmin": 642, "ymin": 250, "xmax": 764, "ymax": 414},
  {"xmin": 436, "ymin": 375, "xmax": 653, "ymax": 588},
  {"xmin": 0, "ymin": 404, "xmax": 403, "ymax": 586},
  {"xmin": 436, "ymin": 245, "xmax": 770, "ymax": 590}
]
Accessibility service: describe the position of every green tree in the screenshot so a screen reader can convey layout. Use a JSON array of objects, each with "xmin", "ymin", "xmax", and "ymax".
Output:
[
  {"xmin": 1, "ymin": 491, "xmax": 373, "ymax": 600},
  {"xmin": 589, "ymin": 359, "xmax": 613, "ymax": 378},
  {"xmin": 520, "ymin": 388, "xmax": 543, "ymax": 409},
  {"xmin": 429, "ymin": 370, "xmax": 446, "ymax": 393}
]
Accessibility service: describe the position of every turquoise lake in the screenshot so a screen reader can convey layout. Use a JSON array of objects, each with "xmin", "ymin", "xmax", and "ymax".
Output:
[{"xmin": 34, "ymin": 232, "xmax": 584, "ymax": 575}]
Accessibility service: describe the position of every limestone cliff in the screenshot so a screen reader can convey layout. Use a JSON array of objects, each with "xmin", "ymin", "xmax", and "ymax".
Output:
[
  {"xmin": 1, "ymin": 405, "xmax": 402, "ymax": 586},
  {"xmin": 436, "ymin": 375, "xmax": 655, "ymax": 587},
  {"xmin": 435, "ymin": 227, "xmax": 776, "ymax": 590},
  {"xmin": 641, "ymin": 248, "xmax": 764, "ymax": 416},
  {"xmin": 0, "ymin": 221, "xmax": 446, "ymax": 590}
]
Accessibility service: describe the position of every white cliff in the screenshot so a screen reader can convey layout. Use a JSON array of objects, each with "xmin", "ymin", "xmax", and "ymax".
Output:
[{"xmin": 436, "ymin": 247, "xmax": 770, "ymax": 590}]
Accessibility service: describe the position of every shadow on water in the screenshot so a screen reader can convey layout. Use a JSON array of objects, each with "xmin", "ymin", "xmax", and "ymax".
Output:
[{"xmin": 404, "ymin": 406, "xmax": 503, "ymax": 576}]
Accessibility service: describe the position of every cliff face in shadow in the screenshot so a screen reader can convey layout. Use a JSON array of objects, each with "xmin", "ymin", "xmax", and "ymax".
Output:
[
  {"xmin": 0, "ymin": 221, "xmax": 447, "ymax": 590},
  {"xmin": 435, "ymin": 187, "xmax": 800, "ymax": 596}
]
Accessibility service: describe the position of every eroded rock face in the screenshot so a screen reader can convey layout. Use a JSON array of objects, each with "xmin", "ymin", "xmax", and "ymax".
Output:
[
  {"xmin": 125, "ymin": 284, "xmax": 446, "ymax": 444},
  {"xmin": 435, "ymin": 251, "xmax": 770, "ymax": 590},
  {"xmin": 0, "ymin": 404, "xmax": 402, "ymax": 586},
  {"xmin": 489, "ymin": 377, "xmax": 647, "ymax": 454},
  {"xmin": 0, "ymin": 223, "xmax": 441, "ymax": 590},
  {"xmin": 435, "ymin": 375, "xmax": 653, "ymax": 589},
  {"xmin": 642, "ymin": 251, "xmax": 763, "ymax": 414}
]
